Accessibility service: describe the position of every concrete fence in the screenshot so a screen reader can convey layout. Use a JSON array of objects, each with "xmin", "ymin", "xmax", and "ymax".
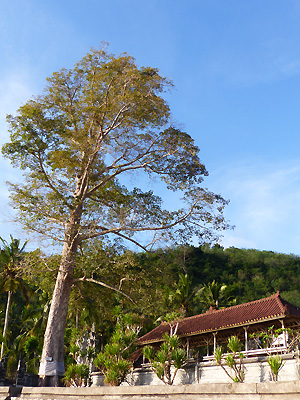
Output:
[{"xmin": 0, "ymin": 382, "xmax": 299, "ymax": 400}]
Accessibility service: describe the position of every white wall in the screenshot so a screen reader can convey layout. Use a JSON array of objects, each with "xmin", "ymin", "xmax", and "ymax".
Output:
[{"xmin": 91, "ymin": 353, "xmax": 300, "ymax": 386}]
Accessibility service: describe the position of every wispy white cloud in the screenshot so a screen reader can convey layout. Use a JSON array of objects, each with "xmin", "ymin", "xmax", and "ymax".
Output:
[{"xmin": 208, "ymin": 47, "xmax": 300, "ymax": 88}]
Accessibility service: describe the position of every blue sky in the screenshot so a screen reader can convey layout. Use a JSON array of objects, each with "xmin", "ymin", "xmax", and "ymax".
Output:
[{"xmin": 1, "ymin": 0, "xmax": 300, "ymax": 255}]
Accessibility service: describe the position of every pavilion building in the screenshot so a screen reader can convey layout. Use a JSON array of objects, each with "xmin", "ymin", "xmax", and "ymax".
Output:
[
  {"xmin": 91, "ymin": 292, "xmax": 300, "ymax": 386},
  {"xmin": 138, "ymin": 292, "xmax": 300, "ymax": 359}
]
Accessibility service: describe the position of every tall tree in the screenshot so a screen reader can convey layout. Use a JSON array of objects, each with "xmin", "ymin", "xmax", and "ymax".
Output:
[
  {"xmin": 0, "ymin": 236, "xmax": 28, "ymax": 358},
  {"xmin": 2, "ymin": 45, "xmax": 229, "ymax": 384}
]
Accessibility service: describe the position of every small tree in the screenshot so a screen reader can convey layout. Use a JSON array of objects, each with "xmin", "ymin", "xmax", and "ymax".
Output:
[
  {"xmin": 94, "ymin": 310, "xmax": 140, "ymax": 386},
  {"xmin": 214, "ymin": 336, "xmax": 245, "ymax": 383},
  {"xmin": 143, "ymin": 332, "xmax": 186, "ymax": 385}
]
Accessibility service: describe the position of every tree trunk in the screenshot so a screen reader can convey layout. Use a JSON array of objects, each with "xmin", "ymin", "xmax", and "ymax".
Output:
[
  {"xmin": 38, "ymin": 201, "xmax": 83, "ymax": 386},
  {"xmin": 39, "ymin": 239, "xmax": 77, "ymax": 385},
  {"xmin": 1, "ymin": 290, "xmax": 12, "ymax": 359}
]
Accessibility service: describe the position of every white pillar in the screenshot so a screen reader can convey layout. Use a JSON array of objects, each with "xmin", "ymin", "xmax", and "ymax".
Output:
[
  {"xmin": 280, "ymin": 319, "xmax": 287, "ymax": 350},
  {"xmin": 244, "ymin": 326, "xmax": 248, "ymax": 354},
  {"xmin": 213, "ymin": 332, "xmax": 217, "ymax": 353},
  {"xmin": 186, "ymin": 338, "xmax": 190, "ymax": 358}
]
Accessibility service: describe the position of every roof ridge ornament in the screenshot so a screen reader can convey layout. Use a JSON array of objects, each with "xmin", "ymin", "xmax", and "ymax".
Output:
[{"xmin": 206, "ymin": 306, "xmax": 215, "ymax": 314}]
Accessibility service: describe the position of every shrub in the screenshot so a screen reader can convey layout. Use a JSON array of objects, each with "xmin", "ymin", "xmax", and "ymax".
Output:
[{"xmin": 267, "ymin": 355, "xmax": 285, "ymax": 381}]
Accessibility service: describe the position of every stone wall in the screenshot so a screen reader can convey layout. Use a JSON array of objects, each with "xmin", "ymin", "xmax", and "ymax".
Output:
[
  {"xmin": 198, "ymin": 353, "xmax": 300, "ymax": 384},
  {"xmin": 6, "ymin": 381, "xmax": 300, "ymax": 400},
  {"xmin": 91, "ymin": 353, "xmax": 300, "ymax": 386}
]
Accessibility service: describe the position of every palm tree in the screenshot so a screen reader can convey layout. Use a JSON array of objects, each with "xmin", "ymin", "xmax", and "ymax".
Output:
[
  {"xmin": 168, "ymin": 273, "xmax": 195, "ymax": 317},
  {"xmin": 195, "ymin": 280, "xmax": 236, "ymax": 312},
  {"xmin": 0, "ymin": 236, "xmax": 29, "ymax": 358}
]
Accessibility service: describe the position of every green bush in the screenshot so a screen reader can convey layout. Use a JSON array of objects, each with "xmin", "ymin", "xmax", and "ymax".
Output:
[
  {"xmin": 268, "ymin": 355, "xmax": 285, "ymax": 381},
  {"xmin": 63, "ymin": 364, "xmax": 89, "ymax": 387}
]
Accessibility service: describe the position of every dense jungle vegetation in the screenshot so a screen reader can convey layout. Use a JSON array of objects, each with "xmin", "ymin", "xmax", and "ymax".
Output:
[{"xmin": 1, "ymin": 240, "xmax": 300, "ymax": 378}]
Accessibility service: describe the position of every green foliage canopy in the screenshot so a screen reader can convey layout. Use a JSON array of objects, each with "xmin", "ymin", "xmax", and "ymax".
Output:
[{"xmin": 2, "ymin": 45, "xmax": 229, "ymax": 250}]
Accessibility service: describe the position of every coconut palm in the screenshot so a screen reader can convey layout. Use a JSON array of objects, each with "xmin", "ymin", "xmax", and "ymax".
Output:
[
  {"xmin": 195, "ymin": 280, "xmax": 236, "ymax": 312},
  {"xmin": 168, "ymin": 273, "xmax": 195, "ymax": 317},
  {"xmin": 0, "ymin": 236, "xmax": 29, "ymax": 358}
]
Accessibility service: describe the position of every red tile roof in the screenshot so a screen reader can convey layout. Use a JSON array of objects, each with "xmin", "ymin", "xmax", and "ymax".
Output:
[{"xmin": 139, "ymin": 292, "xmax": 300, "ymax": 345}]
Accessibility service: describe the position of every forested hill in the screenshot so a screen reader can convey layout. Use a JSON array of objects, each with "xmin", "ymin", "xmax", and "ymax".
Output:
[
  {"xmin": 138, "ymin": 245, "xmax": 300, "ymax": 309},
  {"xmin": 1, "ymin": 240, "xmax": 300, "ymax": 379}
]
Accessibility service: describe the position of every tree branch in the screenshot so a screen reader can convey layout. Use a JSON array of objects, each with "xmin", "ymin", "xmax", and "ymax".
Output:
[
  {"xmin": 79, "ymin": 196, "xmax": 200, "ymax": 242},
  {"xmin": 73, "ymin": 277, "xmax": 136, "ymax": 304}
]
